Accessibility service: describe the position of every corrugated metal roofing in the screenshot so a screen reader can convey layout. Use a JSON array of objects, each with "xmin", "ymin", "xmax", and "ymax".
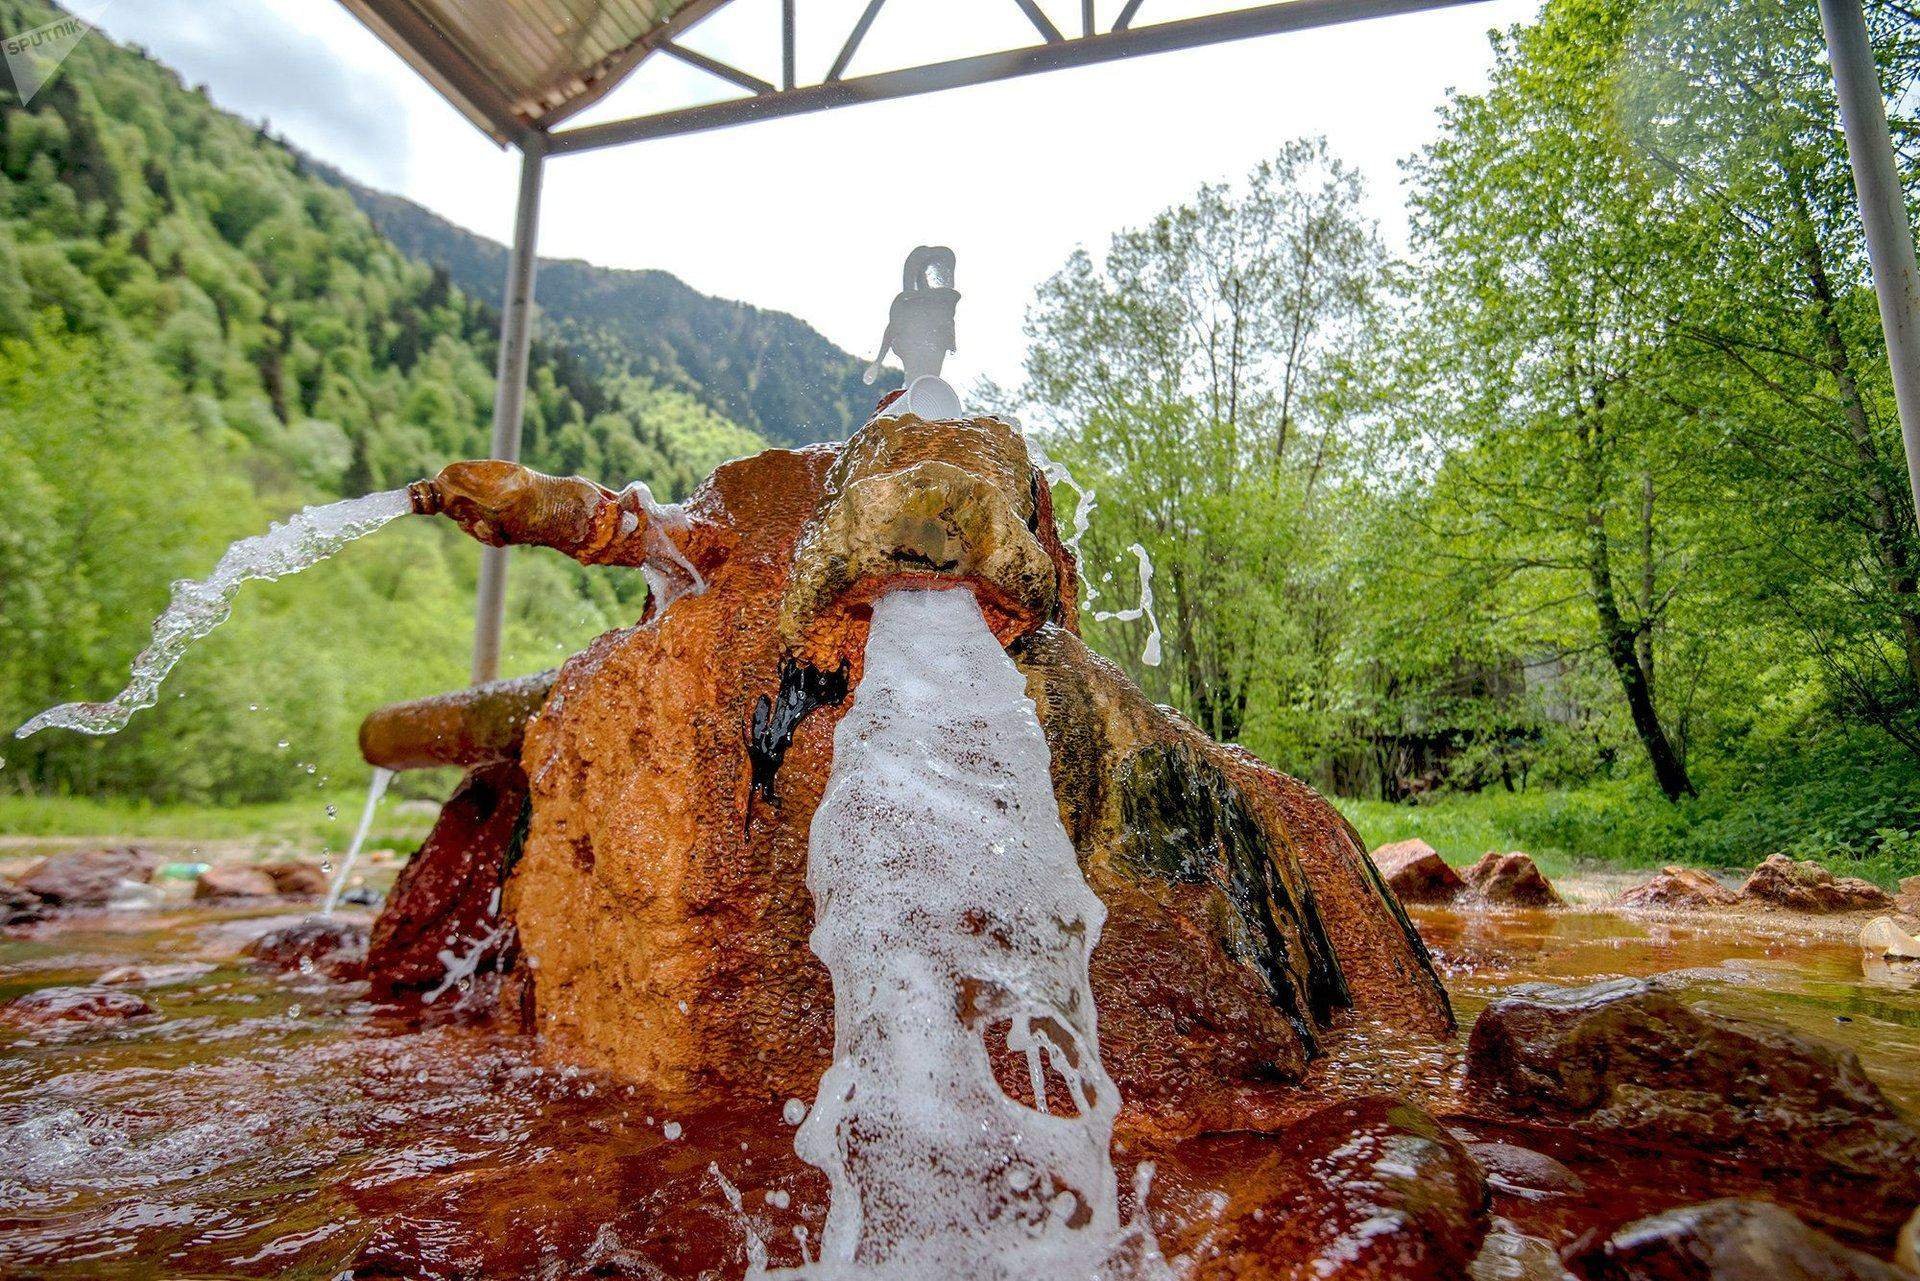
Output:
[{"xmin": 337, "ymin": 0, "xmax": 728, "ymax": 142}]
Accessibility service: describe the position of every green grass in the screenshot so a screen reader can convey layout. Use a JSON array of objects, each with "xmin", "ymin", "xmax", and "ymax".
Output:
[
  {"xmin": 0, "ymin": 793, "xmax": 434, "ymax": 853},
  {"xmin": 1335, "ymin": 792, "xmax": 1589, "ymax": 881}
]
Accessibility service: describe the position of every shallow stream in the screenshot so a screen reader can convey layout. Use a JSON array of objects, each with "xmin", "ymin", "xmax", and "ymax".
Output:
[{"xmin": 1, "ymin": 900, "xmax": 1913, "ymax": 1277}]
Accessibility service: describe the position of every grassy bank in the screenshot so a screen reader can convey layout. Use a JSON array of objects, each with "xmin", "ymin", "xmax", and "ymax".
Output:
[
  {"xmin": 0, "ymin": 792, "xmax": 436, "ymax": 856},
  {"xmin": 1336, "ymin": 770, "xmax": 1920, "ymax": 889}
]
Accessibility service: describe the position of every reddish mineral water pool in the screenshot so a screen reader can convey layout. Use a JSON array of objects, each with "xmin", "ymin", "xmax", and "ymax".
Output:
[{"xmin": 1, "ymin": 901, "xmax": 1913, "ymax": 1277}]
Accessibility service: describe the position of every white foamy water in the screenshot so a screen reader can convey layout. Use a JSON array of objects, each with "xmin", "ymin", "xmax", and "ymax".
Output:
[
  {"xmin": 322, "ymin": 766, "xmax": 393, "ymax": 916},
  {"xmin": 14, "ymin": 490, "xmax": 414, "ymax": 738},
  {"xmin": 776, "ymin": 588, "xmax": 1167, "ymax": 1280}
]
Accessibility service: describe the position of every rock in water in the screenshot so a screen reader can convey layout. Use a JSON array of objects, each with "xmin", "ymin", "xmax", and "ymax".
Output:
[
  {"xmin": 261, "ymin": 861, "xmax": 329, "ymax": 897},
  {"xmin": 2, "ymin": 985, "xmax": 156, "ymax": 1028},
  {"xmin": 369, "ymin": 413, "xmax": 1452, "ymax": 1125},
  {"xmin": 1373, "ymin": 839, "xmax": 1465, "ymax": 904},
  {"xmin": 1465, "ymin": 978, "xmax": 1920, "ymax": 1242},
  {"xmin": 245, "ymin": 917, "xmax": 370, "ymax": 978},
  {"xmin": 1618, "ymin": 866, "xmax": 1738, "ymax": 911},
  {"xmin": 787, "ymin": 588, "xmax": 1161, "ymax": 1279},
  {"xmin": 194, "ymin": 865, "xmax": 278, "ymax": 900},
  {"xmin": 18, "ymin": 847, "xmax": 160, "ymax": 907},
  {"xmin": 1153, "ymin": 1098, "xmax": 1490, "ymax": 1279},
  {"xmin": 1740, "ymin": 854, "xmax": 1892, "ymax": 913},
  {"xmin": 1578, "ymin": 1200, "xmax": 1910, "ymax": 1280},
  {"xmin": 1463, "ymin": 852, "xmax": 1562, "ymax": 907},
  {"xmin": 0, "ymin": 874, "xmax": 47, "ymax": 924}
]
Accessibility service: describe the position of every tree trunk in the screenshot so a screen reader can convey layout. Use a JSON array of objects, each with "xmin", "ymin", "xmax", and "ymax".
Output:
[{"xmin": 1582, "ymin": 421, "xmax": 1695, "ymax": 801}]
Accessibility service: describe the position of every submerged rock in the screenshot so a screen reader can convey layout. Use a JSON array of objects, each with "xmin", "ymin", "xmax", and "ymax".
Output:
[
  {"xmin": 244, "ymin": 917, "xmax": 369, "ymax": 978},
  {"xmin": 97, "ymin": 962, "xmax": 214, "ymax": 987},
  {"xmin": 1373, "ymin": 839, "xmax": 1466, "ymax": 904},
  {"xmin": 1577, "ymin": 1199, "xmax": 1910, "ymax": 1280},
  {"xmin": 1463, "ymin": 852, "xmax": 1562, "ymax": 907},
  {"xmin": 17, "ymin": 847, "xmax": 160, "ymax": 907},
  {"xmin": 1464, "ymin": 1140, "xmax": 1584, "ymax": 1199},
  {"xmin": 1160, "ymin": 1097, "xmax": 1490, "ymax": 1279},
  {"xmin": 1470, "ymin": 1221, "xmax": 1578, "ymax": 1281},
  {"xmin": 1740, "ymin": 854, "xmax": 1892, "ymax": 914},
  {"xmin": 1465, "ymin": 978, "xmax": 1920, "ymax": 1242},
  {"xmin": 194, "ymin": 865, "xmax": 279, "ymax": 900},
  {"xmin": 1, "ymin": 985, "xmax": 156, "ymax": 1028},
  {"xmin": 1618, "ymin": 866, "xmax": 1738, "ymax": 911}
]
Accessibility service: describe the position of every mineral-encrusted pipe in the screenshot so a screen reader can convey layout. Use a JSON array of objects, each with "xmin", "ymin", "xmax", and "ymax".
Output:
[
  {"xmin": 409, "ymin": 460, "xmax": 631, "ymax": 564},
  {"xmin": 359, "ymin": 670, "xmax": 557, "ymax": 772}
]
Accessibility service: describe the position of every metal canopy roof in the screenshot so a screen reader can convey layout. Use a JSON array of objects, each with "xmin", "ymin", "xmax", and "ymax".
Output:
[
  {"xmin": 337, "ymin": 0, "xmax": 727, "ymax": 143},
  {"xmin": 338, "ymin": 0, "xmax": 1493, "ymax": 153}
]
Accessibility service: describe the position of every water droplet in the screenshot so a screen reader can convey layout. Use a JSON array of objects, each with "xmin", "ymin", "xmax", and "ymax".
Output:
[
  {"xmin": 277, "ymin": 740, "xmax": 290, "ymax": 750},
  {"xmin": 663, "ymin": 1120, "xmax": 682, "ymax": 1140},
  {"xmin": 325, "ymin": 803, "xmax": 338, "ymax": 820},
  {"xmin": 783, "ymin": 1098, "xmax": 807, "ymax": 1125}
]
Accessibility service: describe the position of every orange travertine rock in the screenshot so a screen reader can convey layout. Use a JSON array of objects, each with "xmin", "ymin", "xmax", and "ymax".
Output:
[{"xmin": 371, "ymin": 412, "xmax": 1452, "ymax": 1136}]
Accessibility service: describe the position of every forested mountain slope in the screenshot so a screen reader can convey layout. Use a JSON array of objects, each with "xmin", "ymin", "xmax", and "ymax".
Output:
[
  {"xmin": 319, "ymin": 164, "xmax": 876, "ymax": 446},
  {"xmin": 0, "ymin": 0, "xmax": 764, "ymax": 802}
]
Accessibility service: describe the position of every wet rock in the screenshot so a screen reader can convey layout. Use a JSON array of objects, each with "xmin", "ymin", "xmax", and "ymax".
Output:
[
  {"xmin": 0, "ymin": 874, "xmax": 47, "ymax": 924},
  {"xmin": 1159, "ymin": 1097, "xmax": 1489, "ymax": 1279},
  {"xmin": 17, "ymin": 846, "xmax": 160, "ymax": 907},
  {"xmin": 1471, "ymin": 1220, "xmax": 1578, "ymax": 1280},
  {"xmin": 1463, "ymin": 852, "xmax": 1562, "ymax": 907},
  {"xmin": 1741, "ymin": 854, "xmax": 1892, "ymax": 914},
  {"xmin": 1892, "ymin": 876, "xmax": 1919, "ymax": 917},
  {"xmin": 1465, "ymin": 1140, "xmax": 1584, "ymax": 1199},
  {"xmin": 244, "ymin": 917, "xmax": 369, "ymax": 978},
  {"xmin": 260, "ymin": 861, "xmax": 329, "ymax": 897},
  {"xmin": 382, "ymin": 423, "xmax": 1449, "ymax": 1111},
  {"xmin": 97, "ymin": 962, "xmax": 215, "ymax": 987},
  {"xmin": 194, "ymin": 865, "xmax": 279, "ymax": 900},
  {"xmin": 1860, "ymin": 916, "xmax": 1920, "ymax": 961},
  {"xmin": 370, "ymin": 761, "xmax": 523, "ymax": 998},
  {"xmin": 1, "ymin": 985, "xmax": 156, "ymax": 1028},
  {"xmin": 1577, "ymin": 1199, "xmax": 1909, "ymax": 1280},
  {"xmin": 1466, "ymin": 978, "xmax": 1920, "ymax": 1242},
  {"xmin": 1373, "ymin": 839, "xmax": 1465, "ymax": 905},
  {"xmin": 1618, "ymin": 866, "xmax": 1738, "ymax": 911}
]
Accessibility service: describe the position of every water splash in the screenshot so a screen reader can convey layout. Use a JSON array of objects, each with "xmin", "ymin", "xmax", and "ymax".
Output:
[
  {"xmin": 14, "ymin": 490, "xmax": 414, "ymax": 738},
  {"xmin": 322, "ymin": 766, "xmax": 393, "ymax": 916},
  {"xmin": 1021, "ymin": 439, "xmax": 1162, "ymax": 668},
  {"xmin": 1091, "ymin": 544, "xmax": 1163, "ymax": 668},
  {"xmin": 776, "ymin": 588, "xmax": 1167, "ymax": 1280},
  {"xmin": 617, "ymin": 480, "xmax": 707, "ymax": 615}
]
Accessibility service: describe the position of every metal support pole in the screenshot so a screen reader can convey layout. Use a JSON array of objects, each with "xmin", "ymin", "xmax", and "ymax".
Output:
[
  {"xmin": 471, "ymin": 141, "xmax": 546, "ymax": 684},
  {"xmin": 1820, "ymin": 0, "xmax": 1920, "ymax": 529}
]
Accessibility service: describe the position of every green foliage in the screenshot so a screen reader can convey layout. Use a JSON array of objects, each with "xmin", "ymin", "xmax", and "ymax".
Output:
[
  {"xmin": 0, "ymin": 0, "xmax": 764, "ymax": 804},
  {"xmin": 1020, "ymin": 0, "xmax": 1919, "ymax": 874}
]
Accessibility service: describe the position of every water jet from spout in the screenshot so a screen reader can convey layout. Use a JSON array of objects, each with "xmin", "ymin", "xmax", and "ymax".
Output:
[{"xmin": 14, "ymin": 490, "xmax": 414, "ymax": 738}]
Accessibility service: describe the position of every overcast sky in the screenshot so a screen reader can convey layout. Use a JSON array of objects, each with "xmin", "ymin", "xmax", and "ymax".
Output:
[{"xmin": 87, "ymin": 0, "xmax": 1537, "ymax": 385}]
